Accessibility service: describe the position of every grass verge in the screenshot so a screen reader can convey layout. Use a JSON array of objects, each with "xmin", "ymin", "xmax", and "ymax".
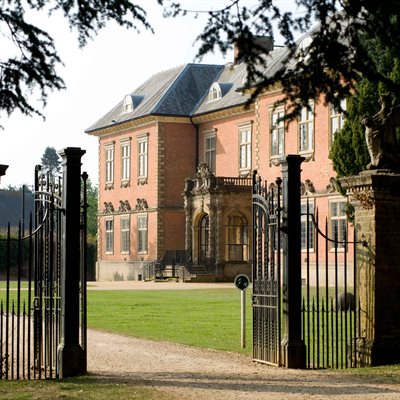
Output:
[
  {"xmin": 88, "ymin": 288, "xmax": 253, "ymax": 355},
  {"xmin": 0, "ymin": 375, "xmax": 176, "ymax": 400}
]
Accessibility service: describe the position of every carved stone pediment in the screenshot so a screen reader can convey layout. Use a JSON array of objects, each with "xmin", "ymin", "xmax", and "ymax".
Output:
[
  {"xmin": 194, "ymin": 162, "xmax": 216, "ymax": 191},
  {"xmin": 119, "ymin": 200, "xmax": 131, "ymax": 212},
  {"xmin": 196, "ymin": 162, "xmax": 213, "ymax": 179},
  {"xmin": 103, "ymin": 202, "xmax": 114, "ymax": 213},
  {"xmin": 326, "ymin": 177, "xmax": 339, "ymax": 193},
  {"xmin": 351, "ymin": 189, "xmax": 374, "ymax": 210},
  {"xmin": 301, "ymin": 179, "xmax": 315, "ymax": 196},
  {"xmin": 134, "ymin": 198, "xmax": 148, "ymax": 211}
]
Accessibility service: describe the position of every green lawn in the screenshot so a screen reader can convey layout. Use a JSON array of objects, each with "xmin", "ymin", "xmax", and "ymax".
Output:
[
  {"xmin": 0, "ymin": 285, "xmax": 400, "ymax": 399},
  {"xmin": 0, "ymin": 376, "xmax": 176, "ymax": 400},
  {"xmin": 88, "ymin": 288, "xmax": 253, "ymax": 355}
]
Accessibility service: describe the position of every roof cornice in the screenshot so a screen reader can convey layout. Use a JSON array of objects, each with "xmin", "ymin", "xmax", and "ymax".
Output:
[
  {"xmin": 86, "ymin": 115, "xmax": 192, "ymax": 137},
  {"xmin": 192, "ymin": 103, "xmax": 255, "ymax": 124}
]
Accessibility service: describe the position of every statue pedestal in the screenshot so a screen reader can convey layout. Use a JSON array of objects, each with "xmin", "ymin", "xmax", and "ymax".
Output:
[{"xmin": 341, "ymin": 170, "xmax": 400, "ymax": 366}]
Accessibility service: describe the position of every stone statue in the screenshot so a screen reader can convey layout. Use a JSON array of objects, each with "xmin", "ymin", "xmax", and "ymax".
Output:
[{"xmin": 363, "ymin": 94, "xmax": 400, "ymax": 170}]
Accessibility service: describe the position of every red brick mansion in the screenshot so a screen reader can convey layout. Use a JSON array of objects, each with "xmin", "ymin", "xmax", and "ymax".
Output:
[{"xmin": 86, "ymin": 33, "xmax": 349, "ymax": 282}]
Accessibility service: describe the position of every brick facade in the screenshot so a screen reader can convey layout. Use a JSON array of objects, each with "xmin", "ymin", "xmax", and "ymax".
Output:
[{"xmin": 87, "ymin": 59, "xmax": 352, "ymax": 282}]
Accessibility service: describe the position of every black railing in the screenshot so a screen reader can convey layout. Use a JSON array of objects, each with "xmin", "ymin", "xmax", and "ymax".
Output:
[
  {"xmin": 0, "ymin": 165, "xmax": 87, "ymax": 380},
  {"xmin": 301, "ymin": 204, "xmax": 365, "ymax": 369}
]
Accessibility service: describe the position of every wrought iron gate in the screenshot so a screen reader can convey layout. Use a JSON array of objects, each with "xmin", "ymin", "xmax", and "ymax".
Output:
[
  {"xmin": 0, "ymin": 150, "xmax": 87, "ymax": 379},
  {"xmin": 301, "ymin": 202, "xmax": 362, "ymax": 369},
  {"xmin": 252, "ymin": 173, "xmax": 282, "ymax": 366},
  {"xmin": 252, "ymin": 156, "xmax": 363, "ymax": 369}
]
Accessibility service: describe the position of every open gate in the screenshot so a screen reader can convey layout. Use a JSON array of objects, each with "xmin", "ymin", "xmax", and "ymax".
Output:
[
  {"xmin": 252, "ymin": 156, "xmax": 363, "ymax": 369},
  {"xmin": 252, "ymin": 173, "xmax": 282, "ymax": 366},
  {"xmin": 0, "ymin": 148, "xmax": 87, "ymax": 379}
]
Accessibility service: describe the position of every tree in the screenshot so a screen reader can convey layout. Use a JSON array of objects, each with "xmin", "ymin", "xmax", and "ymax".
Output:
[
  {"xmin": 164, "ymin": 1, "xmax": 400, "ymax": 119},
  {"xmin": 2, "ymin": 1, "xmax": 400, "ymax": 127},
  {"xmin": 86, "ymin": 179, "xmax": 98, "ymax": 239},
  {"xmin": 40, "ymin": 146, "xmax": 61, "ymax": 178},
  {"xmin": 328, "ymin": 82, "xmax": 374, "ymax": 178},
  {"xmin": 0, "ymin": 0, "xmax": 152, "ymax": 120},
  {"xmin": 3, "ymin": 183, "xmax": 32, "ymax": 192},
  {"xmin": 329, "ymin": 41, "xmax": 400, "ymax": 176}
]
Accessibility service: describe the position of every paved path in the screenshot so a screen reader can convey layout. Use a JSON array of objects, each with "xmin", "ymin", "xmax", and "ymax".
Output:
[
  {"xmin": 87, "ymin": 281, "xmax": 400, "ymax": 400},
  {"xmin": 87, "ymin": 330, "xmax": 400, "ymax": 400}
]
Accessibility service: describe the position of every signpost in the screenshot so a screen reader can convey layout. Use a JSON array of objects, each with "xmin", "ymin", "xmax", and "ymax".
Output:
[{"xmin": 234, "ymin": 274, "xmax": 250, "ymax": 348}]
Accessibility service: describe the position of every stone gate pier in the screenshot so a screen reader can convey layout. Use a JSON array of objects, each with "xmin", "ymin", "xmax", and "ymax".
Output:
[{"xmin": 342, "ymin": 170, "xmax": 400, "ymax": 366}]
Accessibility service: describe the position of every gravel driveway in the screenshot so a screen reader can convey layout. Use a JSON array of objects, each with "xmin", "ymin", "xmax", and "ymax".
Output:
[{"xmin": 87, "ymin": 281, "xmax": 400, "ymax": 399}]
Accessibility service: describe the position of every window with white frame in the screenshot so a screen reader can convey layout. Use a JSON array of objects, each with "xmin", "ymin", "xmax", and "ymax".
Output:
[
  {"xmin": 121, "ymin": 139, "xmax": 131, "ymax": 183},
  {"xmin": 271, "ymin": 109, "xmax": 285, "ymax": 157},
  {"xmin": 239, "ymin": 125, "xmax": 251, "ymax": 174},
  {"xmin": 105, "ymin": 218, "xmax": 114, "ymax": 254},
  {"xmin": 299, "ymin": 103, "xmax": 314, "ymax": 152},
  {"xmin": 138, "ymin": 135, "xmax": 148, "ymax": 182},
  {"xmin": 329, "ymin": 200, "xmax": 347, "ymax": 249},
  {"xmin": 123, "ymin": 94, "xmax": 133, "ymax": 113},
  {"xmin": 204, "ymin": 133, "xmax": 216, "ymax": 173},
  {"xmin": 120, "ymin": 216, "xmax": 130, "ymax": 254},
  {"xmin": 208, "ymin": 82, "xmax": 222, "ymax": 102},
  {"xmin": 330, "ymin": 98, "xmax": 346, "ymax": 143},
  {"xmin": 301, "ymin": 200, "xmax": 315, "ymax": 251},
  {"xmin": 138, "ymin": 214, "xmax": 148, "ymax": 253},
  {"xmin": 105, "ymin": 142, "xmax": 115, "ymax": 187}
]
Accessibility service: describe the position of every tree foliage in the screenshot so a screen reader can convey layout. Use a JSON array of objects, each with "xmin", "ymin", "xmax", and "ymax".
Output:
[
  {"xmin": 3, "ymin": 183, "xmax": 32, "ymax": 192},
  {"xmin": 86, "ymin": 178, "xmax": 98, "ymax": 239},
  {"xmin": 40, "ymin": 146, "xmax": 61, "ymax": 177},
  {"xmin": 329, "ymin": 82, "xmax": 373, "ymax": 177},
  {"xmin": 0, "ymin": 0, "xmax": 152, "ymax": 119},
  {"xmin": 2, "ymin": 0, "xmax": 400, "ymax": 126},
  {"xmin": 329, "ymin": 40, "xmax": 400, "ymax": 177},
  {"xmin": 163, "ymin": 0, "xmax": 400, "ymax": 118}
]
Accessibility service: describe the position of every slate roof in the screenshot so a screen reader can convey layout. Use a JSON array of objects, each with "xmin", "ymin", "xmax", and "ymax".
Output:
[
  {"xmin": 194, "ymin": 62, "xmax": 250, "ymax": 115},
  {"xmin": 0, "ymin": 190, "xmax": 35, "ymax": 231},
  {"xmin": 85, "ymin": 64, "xmax": 225, "ymax": 133},
  {"xmin": 86, "ymin": 30, "xmax": 315, "ymax": 134}
]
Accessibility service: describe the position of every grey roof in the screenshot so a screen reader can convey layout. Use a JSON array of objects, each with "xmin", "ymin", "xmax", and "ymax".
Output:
[
  {"xmin": 194, "ymin": 62, "xmax": 250, "ymax": 115},
  {"xmin": 0, "ymin": 190, "xmax": 34, "ymax": 230},
  {"xmin": 86, "ymin": 30, "xmax": 317, "ymax": 134},
  {"xmin": 85, "ymin": 64, "xmax": 224, "ymax": 133}
]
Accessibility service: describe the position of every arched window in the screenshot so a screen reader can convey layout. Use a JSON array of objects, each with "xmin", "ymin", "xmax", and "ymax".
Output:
[
  {"xmin": 199, "ymin": 214, "xmax": 209, "ymax": 263},
  {"xmin": 122, "ymin": 95, "xmax": 134, "ymax": 113},
  {"xmin": 208, "ymin": 82, "xmax": 222, "ymax": 102},
  {"xmin": 225, "ymin": 214, "xmax": 248, "ymax": 261}
]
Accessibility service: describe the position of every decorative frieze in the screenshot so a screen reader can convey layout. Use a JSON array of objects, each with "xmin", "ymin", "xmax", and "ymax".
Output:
[
  {"xmin": 103, "ymin": 202, "xmax": 114, "ymax": 213},
  {"xmin": 300, "ymin": 179, "xmax": 315, "ymax": 196},
  {"xmin": 118, "ymin": 200, "xmax": 131, "ymax": 212},
  {"xmin": 341, "ymin": 169, "xmax": 400, "ymax": 210},
  {"xmin": 326, "ymin": 177, "xmax": 339, "ymax": 194},
  {"xmin": 134, "ymin": 198, "xmax": 148, "ymax": 211}
]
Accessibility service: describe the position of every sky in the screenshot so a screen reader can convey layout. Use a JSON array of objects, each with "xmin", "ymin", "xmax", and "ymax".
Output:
[{"xmin": 0, "ymin": 0, "xmax": 297, "ymax": 188}]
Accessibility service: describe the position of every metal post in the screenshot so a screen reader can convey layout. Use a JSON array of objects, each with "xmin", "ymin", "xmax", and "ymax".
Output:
[
  {"xmin": 57, "ymin": 147, "xmax": 86, "ymax": 378},
  {"xmin": 280, "ymin": 155, "xmax": 306, "ymax": 368},
  {"xmin": 241, "ymin": 289, "xmax": 246, "ymax": 348}
]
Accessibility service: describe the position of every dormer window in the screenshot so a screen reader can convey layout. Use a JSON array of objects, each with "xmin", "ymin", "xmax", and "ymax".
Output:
[
  {"xmin": 122, "ymin": 95, "xmax": 134, "ymax": 113},
  {"xmin": 208, "ymin": 83, "xmax": 222, "ymax": 103}
]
